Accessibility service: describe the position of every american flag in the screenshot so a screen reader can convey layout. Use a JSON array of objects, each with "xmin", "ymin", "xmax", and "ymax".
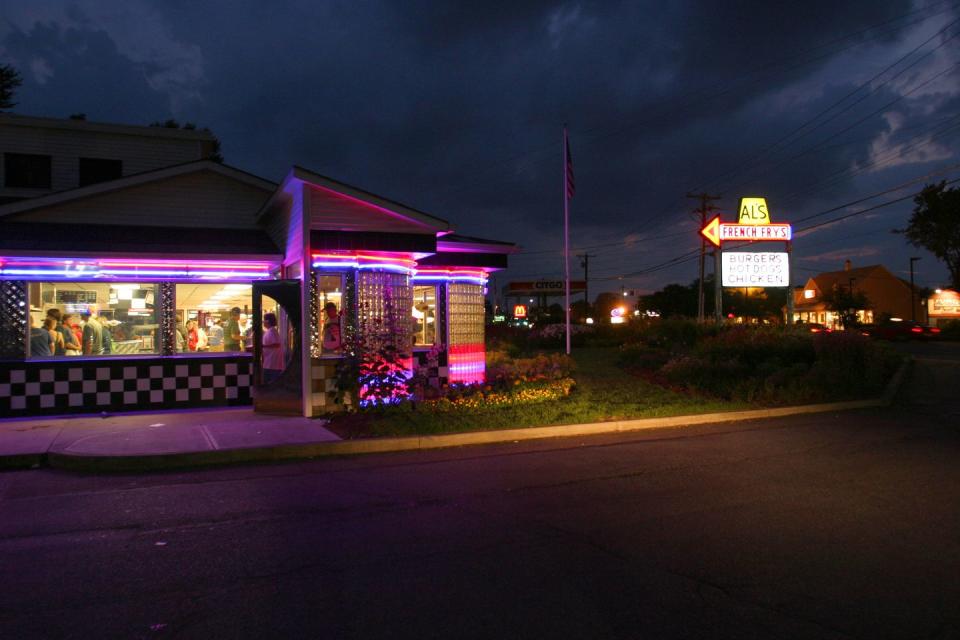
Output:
[{"xmin": 565, "ymin": 137, "xmax": 575, "ymax": 199}]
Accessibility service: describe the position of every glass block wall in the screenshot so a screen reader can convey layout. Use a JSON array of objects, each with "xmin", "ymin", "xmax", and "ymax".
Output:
[
  {"xmin": 447, "ymin": 283, "xmax": 485, "ymax": 384},
  {"xmin": 357, "ymin": 270, "xmax": 413, "ymax": 359}
]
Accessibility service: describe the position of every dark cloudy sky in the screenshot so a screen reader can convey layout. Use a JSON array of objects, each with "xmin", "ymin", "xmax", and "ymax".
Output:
[{"xmin": 3, "ymin": 1, "xmax": 959, "ymax": 295}]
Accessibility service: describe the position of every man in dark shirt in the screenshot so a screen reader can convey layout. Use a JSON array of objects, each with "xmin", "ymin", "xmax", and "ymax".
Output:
[
  {"xmin": 29, "ymin": 315, "xmax": 53, "ymax": 357},
  {"xmin": 81, "ymin": 309, "xmax": 104, "ymax": 355},
  {"xmin": 224, "ymin": 307, "xmax": 243, "ymax": 352}
]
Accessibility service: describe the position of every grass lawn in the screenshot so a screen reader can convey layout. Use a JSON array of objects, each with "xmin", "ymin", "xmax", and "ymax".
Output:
[{"xmin": 327, "ymin": 347, "xmax": 753, "ymax": 438}]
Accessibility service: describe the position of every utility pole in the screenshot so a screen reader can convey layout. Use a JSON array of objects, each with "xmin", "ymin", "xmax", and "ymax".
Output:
[
  {"xmin": 910, "ymin": 257, "xmax": 921, "ymax": 322},
  {"xmin": 577, "ymin": 252, "xmax": 596, "ymax": 316},
  {"xmin": 687, "ymin": 192, "xmax": 721, "ymax": 322}
]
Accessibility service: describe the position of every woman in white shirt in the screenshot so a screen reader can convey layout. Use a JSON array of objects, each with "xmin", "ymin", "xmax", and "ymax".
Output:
[{"xmin": 262, "ymin": 312, "xmax": 283, "ymax": 384}]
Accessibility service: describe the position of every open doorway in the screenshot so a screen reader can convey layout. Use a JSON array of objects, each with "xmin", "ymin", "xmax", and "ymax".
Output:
[{"xmin": 252, "ymin": 280, "xmax": 302, "ymax": 415}]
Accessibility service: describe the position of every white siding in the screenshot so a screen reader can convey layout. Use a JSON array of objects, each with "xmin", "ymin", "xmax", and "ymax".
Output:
[
  {"xmin": 260, "ymin": 181, "xmax": 304, "ymax": 266},
  {"xmin": 5, "ymin": 170, "xmax": 271, "ymax": 229},
  {"xmin": 308, "ymin": 185, "xmax": 436, "ymax": 233},
  {"xmin": 0, "ymin": 123, "xmax": 208, "ymax": 197}
]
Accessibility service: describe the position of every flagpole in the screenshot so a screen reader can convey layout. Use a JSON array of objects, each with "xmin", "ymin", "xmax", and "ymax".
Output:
[{"xmin": 563, "ymin": 126, "xmax": 571, "ymax": 356}]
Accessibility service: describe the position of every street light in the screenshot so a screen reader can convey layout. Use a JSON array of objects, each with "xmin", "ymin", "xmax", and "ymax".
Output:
[{"xmin": 910, "ymin": 257, "xmax": 921, "ymax": 323}]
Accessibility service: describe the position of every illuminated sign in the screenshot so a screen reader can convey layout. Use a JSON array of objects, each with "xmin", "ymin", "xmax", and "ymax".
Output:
[
  {"xmin": 738, "ymin": 197, "xmax": 770, "ymax": 225},
  {"xmin": 929, "ymin": 289, "xmax": 960, "ymax": 317},
  {"xmin": 513, "ymin": 304, "xmax": 527, "ymax": 319},
  {"xmin": 507, "ymin": 280, "xmax": 586, "ymax": 295},
  {"xmin": 701, "ymin": 217, "xmax": 793, "ymax": 246},
  {"xmin": 722, "ymin": 252, "xmax": 789, "ymax": 287},
  {"xmin": 700, "ymin": 215, "xmax": 792, "ymax": 248}
]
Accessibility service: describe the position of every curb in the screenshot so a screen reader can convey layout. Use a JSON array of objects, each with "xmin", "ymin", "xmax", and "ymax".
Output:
[{"xmin": 25, "ymin": 358, "xmax": 913, "ymax": 473}]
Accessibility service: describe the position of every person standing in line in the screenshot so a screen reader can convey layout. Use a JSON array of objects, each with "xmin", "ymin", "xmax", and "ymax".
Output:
[
  {"xmin": 81, "ymin": 308, "xmax": 104, "ymax": 356},
  {"xmin": 261, "ymin": 312, "xmax": 284, "ymax": 384},
  {"xmin": 29, "ymin": 315, "xmax": 53, "ymax": 357},
  {"xmin": 321, "ymin": 302, "xmax": 342, "ymax": 354},
  {"xmin": 224, "ymin": 307, "xmax": 243, "ymax": 352},
  {"xmin": 207, "ymin": 319, "xmax": 224, "ymax": 351},
  {"xmin": 60, "ymin": 314, "xmax": 82, "ymax": 355},
  {"xmin": 43, "ymin": 317, "xmax": 64, "ymax": 355}
]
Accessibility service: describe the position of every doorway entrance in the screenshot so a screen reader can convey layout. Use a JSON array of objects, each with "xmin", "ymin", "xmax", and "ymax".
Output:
[{"xmin": 252, "ymin": 280, "xmax": 302, "ymax": 415}]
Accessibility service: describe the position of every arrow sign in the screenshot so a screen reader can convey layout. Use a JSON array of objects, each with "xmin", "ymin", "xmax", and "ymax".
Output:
[{"xmin": 701, "ymin": 216, "xmax": 721, "ymax": 247}]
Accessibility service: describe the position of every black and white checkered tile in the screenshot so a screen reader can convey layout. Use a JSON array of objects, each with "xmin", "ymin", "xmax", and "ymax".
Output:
[
  {"xmin": 413, "ymin": 349, "xmax": 449, "ymax": 388},
  {"xmin": 0, "ymin": 357, "xmax": 252, "ymax": 417}
]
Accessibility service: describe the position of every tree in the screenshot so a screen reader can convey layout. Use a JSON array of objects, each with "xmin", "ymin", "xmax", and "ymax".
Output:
[
  {"xmin": 0, "ymin": 64, "xmax": 23, "ymax": 111},
  {"xmin": 820, "ymin": 285, "xmax": 870, "ymax": 329},
  {"xmin": 901, "ymin": 181, "xmax": 960, "ymax": 289}
]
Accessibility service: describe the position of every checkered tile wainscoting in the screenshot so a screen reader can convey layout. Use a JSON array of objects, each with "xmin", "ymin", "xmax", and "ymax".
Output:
[
  {"xmin": 414, "ymin": 349, "xmax": 448, "ymax": 388},
  {"xmin": 0, "ymin": 356, "xmax": 253, "ymax": 418},
  {"xmin": 311, "ymin": 358, "xmax": 349, "ymax": 413}
]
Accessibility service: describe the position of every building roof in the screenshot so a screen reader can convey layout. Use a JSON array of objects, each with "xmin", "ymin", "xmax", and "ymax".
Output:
[
  {"xmin": 804, "ymin": 264, "xmax": 912, "ymax": 293},
  {"xmin": 259, "ymin": 166, "xmax": 451, "ymax": 232},
  {"xmin": 0, "ymin": 160, "xmax": 276, "ymax": 220},
  {"xmin": 0, "ymin": 221, "xmax": 281, "ymax": 258},
  {"xmin": 437, "ymin": 234, "xmax": 518, "ymax": 253},
  {"xmin": 0, "ymin": 113, "xmax": 217, "ymax": 141}
]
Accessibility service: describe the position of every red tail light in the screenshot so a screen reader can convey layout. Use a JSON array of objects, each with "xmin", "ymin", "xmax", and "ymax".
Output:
[
  {"xmin": 930, "ymin": 327, "xmax": 941, "ymax": 334},
  {"xmin": 810, "ymin": 327, "xmax": 821, "ymax": 333},
  {"xmin": 911, "ymin": 327, "xmax": 923, "ymax": 333}
]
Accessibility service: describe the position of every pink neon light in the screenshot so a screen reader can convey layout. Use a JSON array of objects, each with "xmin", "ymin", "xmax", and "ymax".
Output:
[
  {"xmin": 448, "ymin": 343, "xmax": 485, "ymax": 385},
  {"xmin": 414, "ymin": 268, "xmax": 487, "ymax": 279},
  {"xmin": 311, "ymin": 252, "xmax": 418, "ymax": 268}
]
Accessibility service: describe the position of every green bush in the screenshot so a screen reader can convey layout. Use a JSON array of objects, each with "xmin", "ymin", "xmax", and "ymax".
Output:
[{"xmin": 654, "ymin": 326, "xmax": 901, "ymax": 404}]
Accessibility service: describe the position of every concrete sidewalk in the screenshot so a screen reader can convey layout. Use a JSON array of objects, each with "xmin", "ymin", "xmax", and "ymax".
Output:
[
  {"xmin": 0, "ymin": 407, "xmax": 340, "ymax": 471},
  {"xmin": 0, "ymin": 357, "xmax": 912, "ymax": 473}
]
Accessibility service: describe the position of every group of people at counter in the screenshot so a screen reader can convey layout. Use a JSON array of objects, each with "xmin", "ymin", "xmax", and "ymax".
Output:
[
  {"xmin": 29, "ymin": 307, "xmax": 116, "ymax": 357},
  {"xmin": 177, "ymin": 307, "xmax": 245, "ymax": 353}
]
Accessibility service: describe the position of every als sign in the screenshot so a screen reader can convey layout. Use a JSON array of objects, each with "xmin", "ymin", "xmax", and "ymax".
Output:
[
  {"xmin": 700, "ymin": 197, "xmax": 792, "ymax": 247},
  {"xmin": 722, "ymin": 252, "xmax": 790, "ymax": 287}
]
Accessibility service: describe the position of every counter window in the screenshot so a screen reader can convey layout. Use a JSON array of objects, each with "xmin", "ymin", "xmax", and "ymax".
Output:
[
  {"xmin": 412, "ymin": 285, "xmax": 437, "ymax": 346},
  {"xmin": 317, "ymin": 273, "xmax": 344, "ymax": 356},
  {"xmin": 175, "ymin": 283, "xmax": 253, "ymax": 353},
  {"xmin": 28, "ymin": 282, "xmax": 159, "ymax": 357}
]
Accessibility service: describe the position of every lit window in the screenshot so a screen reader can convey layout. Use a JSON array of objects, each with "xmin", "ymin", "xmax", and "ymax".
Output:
[
  {"xmin": 803, "ymin": 289, "xmax": 816, "ymax": 299},
  {"xmin": 30, "ymin": 282, "xmax": 159, "ymax": 357},
  {"xmin": 317, "ymin": 273, "xmax": 344, "ymax": 356},
  {"xmin": 175, "ymin": 283, "xmax": 253, "ymax": 353},
  {"xmin": 412, "ymin": 285, "xmax": 437, "ymax": 346}
]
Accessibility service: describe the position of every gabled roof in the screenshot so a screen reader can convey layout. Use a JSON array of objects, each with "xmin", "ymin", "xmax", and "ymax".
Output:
[
  {"xmin": 0, "ymin": 160, "xmax": 276, "ymax": 219},
  {"xmin": 805, "ymin": 264, "xmax": 907, "ymax": 292},
  {"xmin": 258, "ymin": 166, "xmax": 450, "ymax": 232}
]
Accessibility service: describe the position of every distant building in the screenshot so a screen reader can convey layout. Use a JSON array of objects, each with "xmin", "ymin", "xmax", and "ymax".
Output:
[
  {"xmin": 792, "ymin": 261, "xmax": 924, "ymax": 327},
  {"xmin": 0, "ymin": 113, "xmax": 218, "ymax": 204},
  {"xmin": 927, "ymin": 289, "xmax": 960, "ymax": 326}
]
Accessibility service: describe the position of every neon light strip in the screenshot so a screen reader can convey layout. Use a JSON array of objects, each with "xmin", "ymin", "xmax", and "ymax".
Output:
[
  {"xmin": 311, "ymin": 252, "xmax": 417, "ymax": 274},
  {"xmin": 412, "ymin": 268, "xmax": 488, "ymax": 285},
  {"xmin": 0, "ymin": 257, "xmax": 274, "ymax": 280}
]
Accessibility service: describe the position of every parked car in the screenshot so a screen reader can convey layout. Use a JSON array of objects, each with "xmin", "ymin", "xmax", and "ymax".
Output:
[
  {"xmin": 802, "ymin": 323, "xmax": 832, "ymax": 333},
  {"xmin": 860, "ymin": 320, "xmax": 930, "ymax": 340}
]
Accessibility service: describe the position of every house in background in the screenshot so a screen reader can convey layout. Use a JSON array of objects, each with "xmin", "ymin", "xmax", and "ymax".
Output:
[{"xmin": 792, "ymin": 261, "xmax": 925, "ymax": 327}]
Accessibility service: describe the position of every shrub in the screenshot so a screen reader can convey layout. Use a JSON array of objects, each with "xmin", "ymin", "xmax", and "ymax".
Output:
[{"xmin": 486, "ymin": 350, "xmax": 574, "ymax": 386}]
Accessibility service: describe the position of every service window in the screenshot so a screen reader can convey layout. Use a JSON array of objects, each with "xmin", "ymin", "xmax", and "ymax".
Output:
[
  {"xmin": 5, "ymin": 153, "xmax": 52, "ymax": 189},
  {"xmin": 412, "ymin": 285, "xmax": 437, "ymax": 346},
  {"xmin": 175, "ymin": 283, "xmax": 253, "ymax": 353},
  {"xmin": 317, "ymin": 273, "xmax": 344, "ymax": 356},
  {"xmin": 79, "ymin": 157, "xmax": 123, "ymax": 187},
  {"xmin": 29, "ymin": 282, "xmax": 159, "ymax": 357}
]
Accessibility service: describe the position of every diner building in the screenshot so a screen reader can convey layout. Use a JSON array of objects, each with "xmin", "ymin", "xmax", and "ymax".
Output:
[
  {"xmin": 0, "ymin": 114, "xmax": 514, "ymax": 418},
  {"xmin": 792, "ymin": 261, "xmax": 924, "ymax": 327}
]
